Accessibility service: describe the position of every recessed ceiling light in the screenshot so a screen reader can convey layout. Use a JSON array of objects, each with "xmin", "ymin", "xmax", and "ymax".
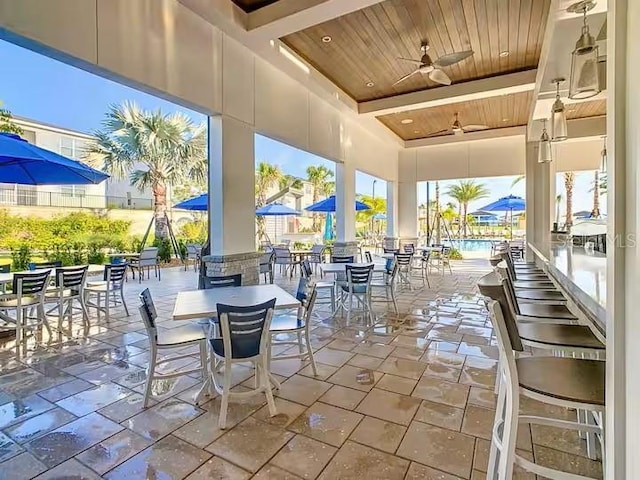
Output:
[
  {"xmin": 321, "ymin": 35, "xmax": 332, "ymax": 43},
  {"xmin": 401, "ymin": 119, "xmax": 414, "ymax": 124},
  {"xmin": 414, "ymin": 130, "xmax": 420, "ymax": 134},
  {"xmin": 499, "ymin": 51, "xmax": 510, "ymax": 57},
  {"xmin": 502, "ymin": 118, "xmax": 509, "ymax": 122},
  {"xmin": 366, "ymin": 81, "xmax": 375, "ymax": 87},
  {"xmin": 269, "ymin": 39, "xmax": 275, "ymax": 47}
]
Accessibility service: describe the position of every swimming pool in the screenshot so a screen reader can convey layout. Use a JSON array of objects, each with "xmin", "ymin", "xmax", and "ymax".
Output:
[{"xmin": 443, "ymin": 239, "xmax": 495, "ymax": 252}]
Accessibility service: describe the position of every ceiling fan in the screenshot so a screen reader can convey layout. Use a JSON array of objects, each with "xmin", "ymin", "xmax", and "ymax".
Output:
[
  {"xmin": 393, "ymin": 43, "xmax": 474, "ymax": 86},
  {"xmin": 425, "ymin": 113, "xmax": 490, "ymax": 137}
]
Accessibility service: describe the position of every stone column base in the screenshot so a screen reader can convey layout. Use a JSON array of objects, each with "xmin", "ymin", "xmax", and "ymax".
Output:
[
  {"xmin": 384, "ymin": 237, "xmax": 398, "ymax": 249},
  {"xmin": 203, "ymin": 251, "xmax": 261, "ymax": 286},
  {"xmin": 399, "ymin": 237, "xmax": 419, "ymax": 249},
  {"xmin": 332, "ymin": 241, "xmax": 359, "ymax": 258}
]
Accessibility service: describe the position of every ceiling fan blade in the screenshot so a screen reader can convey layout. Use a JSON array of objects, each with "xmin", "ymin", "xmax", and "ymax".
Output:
[
  {"xmin": 397, "ymin": 57, "xmax": 424, "ymax": 66},
  {"xmin": 462, "ymin": 124, "xmax": 490, "ymax": 132},
  {"xmin": 433, "ymin": 50, "xmax": 474, "ymax": 67},
  {"xmin": 392, "ymin": 69, "xmax": 421, "ymax": 86},
  {"xmin": 425, "ymin": 129, "xmax": 452, "ymax": 137},
  {"xmin": 428, "ymin": 68, "xmax": 452, "ymax": 86}
]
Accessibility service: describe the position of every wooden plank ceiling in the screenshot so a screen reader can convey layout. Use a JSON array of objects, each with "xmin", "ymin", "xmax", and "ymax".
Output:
[
  {"xmin": 377, "ymin": 90, "xmax": 534, "ymax": 140},
  {"xmin": 566, "ymin": 99, "xmax": 606, "ymax": 120},
  {"xmin": 281, "ymin": 0, "xmax": 551, "ymax": 102},
  {"xmin": 231, "ymin": 0, "xmax": 281, "ymax": 13}
]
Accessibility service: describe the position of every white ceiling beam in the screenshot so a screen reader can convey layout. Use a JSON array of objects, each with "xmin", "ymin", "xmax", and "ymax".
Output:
[
  {"xmin": 358, "ymin": 70, "xmax": 538, "ymax": 116},
  {"xmin": 246, "ymin": 0, "xmax": 386, "ymax": 40},
  {"xmin": 404, "ymin": 126, "xmax": 526, "ymax": 149}
]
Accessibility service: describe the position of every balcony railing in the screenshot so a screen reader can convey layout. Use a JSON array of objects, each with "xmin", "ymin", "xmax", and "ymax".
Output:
[{"xmin": 0, "ymin": 187, "xmax": 153, "ymax": 210}]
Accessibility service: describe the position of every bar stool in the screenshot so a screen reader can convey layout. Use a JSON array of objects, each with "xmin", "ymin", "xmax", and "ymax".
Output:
[
  {"xmin": 483, "ymin": 298, "xmax": 604, "ymax": 479},
  {"xmin": 301, "ymin": 259, "xmax": 335, "ymax": 312}
]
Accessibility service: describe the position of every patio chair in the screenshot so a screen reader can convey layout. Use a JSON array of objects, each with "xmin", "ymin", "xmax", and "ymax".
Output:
[
  {"xmin": 273, "ymin": 246, "xmax": 300, "ymax": 279},
  {"xmin": 259, "ymin": 252, "xmax": 275, "ymax": 284},
  {"xmin": 339, "ymin": 264, "xmax": 374, "ymax": 323},
  {"xmin": 364, "ymin": 251, "xmax": 373, "ymax": 263},
  {"xmin": 419, "ymin": 250, "xmax": 431, "ymax": 288},
  {"xmin": 429, "ymin": 245, "xmax": 452, "ymax": 275},
  {"xmin": 185, "ymin": 244, "xmax": 202, "ymax": 272},
  {"xmin": 394, "ymin": 252, "xmax": 414, "ymax": 290},
  {"xmin": 302, "ymin": 258, "xmax": 336, "ymax": 312},
  {"xmin": 330, "ymin": 255, "xmax": 354, "ymax": 288},
  {"xmin": 370, "ymin": 258, "xmax": 399, "ymax": 314},
  {"xmin": 138, "ymin": 289, "xmax": 208, "ymax": 407},
  {"xmin": 307, "ymin": 244, "xmax": 326, "ymax": 276},
  {"xmin": 0, "ymin": 270, "xmax": 52, "ymax": 344},
  {"xmin": 84, "ymin": 263, "xmax": 129, "ymax": 320},
  {"xmin": 269, "ymin": 278, "xmax": 319, "ymax": 385},
  {"xmin": 383, "ymin": 247, "xmax": 399, "ymax": 255},
  {"xmin": 129, "ymin": 247, "xmax": 161, "ymax": 283},
  {"xmin": 45, "ymin": 266, "xmax": 89, "ymax": 328},
  {"xmin": 484, "ymin": 298, "xmax": 604, "ymax": 479},
  {"xmin": 211, "ymin": 298, "xmax": 278, "ymax": 429},
  {"xmin": 202, "ymin": 274, "xmax": 242, "ymax": 289},
  {"xmin": 260, "ymin": 240, "xmax": 273, "ymax": 252},
  {"xmin": 29, "ymin": 261, "xmax": 62, "ymax": 270}
]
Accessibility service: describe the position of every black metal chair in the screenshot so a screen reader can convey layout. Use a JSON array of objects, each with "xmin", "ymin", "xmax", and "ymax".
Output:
[
  {"xmin": 259, "ymin": 253, "xmax": 275, "ymax": 284},
  {"xmin": 340, "ymin": 264, "xmax": 374, "ymax": 323},
  {"xmin": 202, "ymin": 274, "xmax": 242, "ymax": 289}
]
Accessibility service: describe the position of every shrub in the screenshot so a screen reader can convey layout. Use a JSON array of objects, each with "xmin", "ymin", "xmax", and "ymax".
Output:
[
  {"xmin": 448, "ymin": 247, "xmax": 463, "ymax": 260},
  {"xmin": 152, "ymin": 237, "xmax": 173, "ymax": 263},
  {"xmin": 11, "ymin": 244, "xmax": 31, "ymax": 271}
]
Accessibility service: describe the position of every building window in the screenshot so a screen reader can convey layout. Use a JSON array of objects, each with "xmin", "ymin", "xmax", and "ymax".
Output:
[
  {"xmin": 59, "ymin": 137, "xmax": 85, "ymax": 159},
  {"xmin": 61, "ymin": 185, "xmax": 86, "ymax": 197}
]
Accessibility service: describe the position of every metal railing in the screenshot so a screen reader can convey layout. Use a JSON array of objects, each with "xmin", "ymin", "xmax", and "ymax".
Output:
[{"xmin": 0, "ymin": 187, "xmax": 153, "ymax": 210}]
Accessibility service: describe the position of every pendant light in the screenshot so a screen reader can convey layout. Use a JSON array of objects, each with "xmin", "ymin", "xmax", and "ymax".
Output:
[
  {"xmin": 550, "ymin": 78, "xmax": 568, "ymax": 142},
  {"xmin": 600, "ymin": 136, "xmax": 607, "ymax": 172},
  {"xmin": 568, "ymin": 0, "xmax": 600, "ymax": 99},
  {"xmin": 538, "ymin": 119, "xmax": 553, "ymax": 164}
]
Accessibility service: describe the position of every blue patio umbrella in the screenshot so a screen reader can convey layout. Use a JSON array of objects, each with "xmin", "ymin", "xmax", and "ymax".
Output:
[
  {"xmin": 323, "ymin": 213, "xmax": 334, "ymax": 241},
  {"xmin": 174, "ymin": 193, "xmax": 208, "ymax": 211},
  {"xmin": 479, "ymin": 195, "xmax": 526, "ymax": 239},
  {"xmin": 0, "ymin": 132, "xmax": 108, "ymax": 185},
  {"xmin": 305, "ymin": 195, "xmax": 370, "ymax": 212},
  {"xmin": 256, "ymin": 203, "xmax": 300, "ymax": 243}
]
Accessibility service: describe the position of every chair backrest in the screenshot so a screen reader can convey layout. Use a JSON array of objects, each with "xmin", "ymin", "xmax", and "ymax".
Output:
[
  {"xmin": 12, "ymin": 270, "xmax": 51, "ymax": 296},
  {"xmin": 385, "ymin": 259, "xmax": 398, "ymax": 283},
  {"xmin": 365, "ymin": 251, "xmax": 373, "ymax": 263},
  {"xmin": 301, "ymin": 259, "xmax": 313, "ymax": 279},
  {"xmin": 202, "ymin": 274, "xmax": 242, "ymax": 289},
  {"xmin": 403, "ymin": 244, "xmax": 415, "ymax": 254},
  {"xmin": 331, "ymin": 255, "xmax": 354, "ymax": 263},
  {"xmin": 495, "ymin": 264, "xmax": 522, "ymax": 316},
  {"xmin": 421, "ymin": 251, "xmax": 431, "ymax": 262},
  {"xmin": 186, "ymin": 244, "xmax": 201, "ymax": 257},
  {"xmin": 346, "ymin": 264, "xmax": 373, "ymax": 286},
  {"xmin": 310, "ymin": 244, "xmax": 325, "ymax": 254},
  {"xmin": 295, "ymin": 276, "xmax": 310, "ymax": 302},
  {"xmin": 383, "ymin": 247, "xmax": 399, "ymax": 254},
  {"xmin": 477, "ymin": 272, "xmax": 523, "ymax": 351},
  {"xmin": 104, "ymin": 263, "xmax": 128, "ymax": 283},
  {"xmin": 216, "ymin": 298, "xmax": 276, "ymax": 359},
  {"xmin": 55, "ymin": 265, "xmax": 88, "ymax": 289},
  {"xmin": 138, "ymin": 288, "xmax": 158, "ymax": 341},
  {"xmin": 281, "ymin": 239, "xmax": 292, "ymax": 246},
  {"xmin": 0, "ymin": 264, "xmax": 9, "ymax": 274},
  {"xmin": 394, "ymin": 252, "xmax": 413, "ymax": 266},
  {"xmin": 485, "ymin": 299, "xmax": 519, "ymax": 383},
  {"xmin": 498, "ymin": 251, "xmax": 517, "ymax": 280},
  {"xmin": 259, "ymin": 252, "xmax": 274, "ymax": 273},
  {"xmin": 273, "ymin": 247, "xmax": 292, "ymax": 261}
]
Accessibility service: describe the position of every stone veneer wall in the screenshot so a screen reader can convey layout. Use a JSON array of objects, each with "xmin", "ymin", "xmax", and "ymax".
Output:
[
  {"xmin": 399, "ymin": 237, "xmax": 419, "ymax": 249},
  {"xmin": 384, "ymin": 237, "xmax": 398, "ymax": 249},
  {"xmin": 203, "ymin": 252, "xmax": 261, "ymax": 286},
  {"xmin": 332, "ymin": 241, "xmax": 359, "ymax": 259}
]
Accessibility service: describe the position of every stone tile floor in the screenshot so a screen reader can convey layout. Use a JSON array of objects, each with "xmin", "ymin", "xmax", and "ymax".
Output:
[{"xmin": 0, "ymin": 261, "xmax": 603, "ymax": 479}]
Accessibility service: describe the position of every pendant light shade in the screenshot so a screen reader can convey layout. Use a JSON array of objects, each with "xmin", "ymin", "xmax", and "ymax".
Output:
[
  {"xmin": 538, "ymin": 120, "xmax": 553, "ymax": 164},
  {"xmin": 551, "ymin": 78, "xmax": 568, "ymax": 142},
  {"xmin": 568, "ymin": 1, "xmax": 600, "ymax": 99}
]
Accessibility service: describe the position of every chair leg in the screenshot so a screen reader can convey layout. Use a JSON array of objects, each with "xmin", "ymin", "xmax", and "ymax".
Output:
[
  {"xmin": 121, "ymin": 288, "xmax": 130, "ymax": 316},
  {"xmin": 80, "ymin": 295, "xmax": 89, "ymax": 326},
  {"xmin": 487, "ymin": 374, "xmax": 506, "ymax": 479},
  {"xmin": 297, "ymin": 331, "xmax": 304, "ymax": 354},
  {"xmin": 497, "ymin": 382, "xmax": 519, "ymax": 479},
  {"xmin": 218, "ymin": 362, "xmax": 233, "ymax": 429},
  {"xmin": 305, "ymin": 331, "xmax": 318, "ymax": 376},
  {"xmin": 260, "ymin": 359, "xmax": 277, "ymax": 417},
  {"xmin": 143, "ymin": 347, "xmax": 157, "ymax": 407}
]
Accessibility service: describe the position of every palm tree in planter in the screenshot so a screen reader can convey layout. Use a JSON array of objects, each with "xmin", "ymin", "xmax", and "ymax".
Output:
[
  {"xmin": 306, "ymin": 165, "xmax": 334, "ymax": 231},
  {"xmin": 564, "ymin": 172, "xmax": 576, "ymax": 228},
  {"xmin": 87, "ymin": 102, "xmax": 206, "ymax": 239},
  {"xmin": 255, "ymin": 161, "xmax": 282, "ymax": 241},
  {"xmin": 446, "ymin": 180, "xmax": 489, "ymax": 238}
]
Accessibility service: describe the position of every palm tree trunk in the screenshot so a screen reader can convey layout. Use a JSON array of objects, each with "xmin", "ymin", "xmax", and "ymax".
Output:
[
  {"xmin": 312, "ymin": 189, "xmax": 319, "ymax": 231},
  {"xmin": 435, "ymin": 182, "xmax": 441, "ymax": 244},
  {"xmin": 153, "ymin": 182, "xmax": 168, "ymax": 239},
  {"xmin": 591, "ymin": 171, "xmax": 600, "ymax": 218},
  {"xmin": 564, "ymin": 172, "xmax": 575, "ymax": 228},
  {"xmin": 462, "ymin": 203, "xmax": 468, "ymax": 238}
]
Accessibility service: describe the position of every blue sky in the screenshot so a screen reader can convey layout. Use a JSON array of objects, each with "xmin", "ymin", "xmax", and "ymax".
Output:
[{"xmin": 0, "ymin": 39, "xmax": 602, "ymax": 212}]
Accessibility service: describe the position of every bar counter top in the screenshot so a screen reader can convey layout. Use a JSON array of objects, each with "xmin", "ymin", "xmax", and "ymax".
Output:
[{"xmin": 546, "ymin": 245, "xmax": 606, "ymax": 333}]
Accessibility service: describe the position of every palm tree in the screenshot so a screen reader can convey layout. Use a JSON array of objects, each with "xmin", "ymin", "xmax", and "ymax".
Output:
[
  {"xmin": 255, "ymin": 162, "xmax": 282, "ymax": 241},
  {"xmin": 279, "ymin": 174, "xmax": 304, "ymax": 191},
  {"xmin": 564, "ymin": 172, "xmax": 575, "ymax": 228},
  {"xmin": 446, "ymin": 180, "xmax": 490, "ymax": 238},
  {"xmin": 0, "ymin": 102, "xmax": 23, "ymax": 135},
  {"xmin": 434, "ymin": 182, "xmax": 441, "ymax": 243},
  {"xmin": 356, "ymin": 194, "xmax": 386, "ymax": 224},
  {"xmin": 87, "ymin": 102, "xmax": 206, "ymax": 239},
  {"xmin": 306, "ymin": 165, "xmax": 334, "ymax": 231},
  {"xmin": 555, "ymin": 193, "xmax": 563, "ymax": 228}
]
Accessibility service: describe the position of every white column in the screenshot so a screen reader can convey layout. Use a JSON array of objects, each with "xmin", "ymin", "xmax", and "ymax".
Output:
[
  {"xmin": 208, "ymin": 115, "xmax": 256, "ymax": 256},
  {"xmin": 398, "ymin": 181, "xmax": 418, "ymax": 240},
  {"xmin": 335, "ymin": 161, "xmax": 356, "ymax": 242},
  {"xmin": 607, "ymin": 0, "xmax": 639, "ymax": 477},
  {"xmin": 524, "ymin": 140, "xmax": 555, "ymax": 260},
  {"xmin": 386, "ymin": 181, "xmax": 398, "ymax": 238}
]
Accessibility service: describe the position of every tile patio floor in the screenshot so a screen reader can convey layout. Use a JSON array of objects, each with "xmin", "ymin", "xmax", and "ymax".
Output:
[{"xmin": 0, "ymin": 261, "xmax": 603, "ymax": 479}]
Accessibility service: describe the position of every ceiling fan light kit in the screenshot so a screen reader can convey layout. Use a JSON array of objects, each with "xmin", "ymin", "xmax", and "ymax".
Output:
[
  {"xmin": 567, "ymin": 0, "xmax": 600, "ymax": 99},
  {"xmin": 550, "ymin": 78, "xmax": 568, "ymax": 142},
  {"xmin": 538, "ymin": 119, "xmax": 553, "ymax": 163}
]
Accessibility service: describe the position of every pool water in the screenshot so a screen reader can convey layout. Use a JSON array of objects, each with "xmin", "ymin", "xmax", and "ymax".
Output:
[{"xmin": 443, "ymin": 239, "xmax": 495, "ymax": 252}]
